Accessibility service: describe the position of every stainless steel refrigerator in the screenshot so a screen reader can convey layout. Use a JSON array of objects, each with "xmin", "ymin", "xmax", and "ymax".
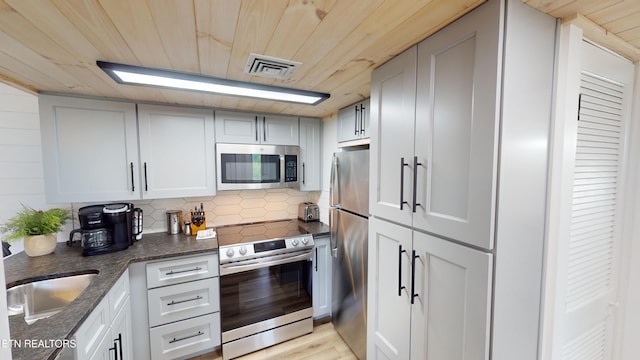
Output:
[{"xmin": 330, "ymin": 149, "xmax": 369, "ymax": 360}]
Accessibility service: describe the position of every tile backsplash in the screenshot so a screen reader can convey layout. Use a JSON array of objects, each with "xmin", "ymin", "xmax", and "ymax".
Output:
[{"xmin": 71, "ymin": 189, "xmax": 320, "ymax": 233}]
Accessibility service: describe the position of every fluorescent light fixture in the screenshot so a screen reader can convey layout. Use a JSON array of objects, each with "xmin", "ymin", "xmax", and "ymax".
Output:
[{"xmin": 97, "ymin": 61, "xmax": 330, "ymax": 105}]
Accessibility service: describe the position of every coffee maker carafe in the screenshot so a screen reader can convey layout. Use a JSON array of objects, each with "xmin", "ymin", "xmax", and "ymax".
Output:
[{"xmin": 68, "ymin": 203, "xmax": 143, "ymax": 256}]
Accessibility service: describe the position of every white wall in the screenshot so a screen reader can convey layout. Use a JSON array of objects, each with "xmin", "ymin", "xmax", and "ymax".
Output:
[
  {"xmin": 0, "ymin": 82, "xmax": 44, "ymax": 359},
  {"xmin": 0, "ymin": 83, "xmax": 72, "ymax": 253}
]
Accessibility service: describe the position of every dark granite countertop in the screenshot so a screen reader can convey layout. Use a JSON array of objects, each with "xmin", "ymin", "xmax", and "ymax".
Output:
[
  {"xmin": 3, "ymin": 219, "xmax": 328, "ymax": 360},
  {"xmin": 297, "ymin": 220, "xmax": 330, "ymax": 237},
  {"xmin": 4, "ymin": 231, "xmax": 218, "ymax": 360}
]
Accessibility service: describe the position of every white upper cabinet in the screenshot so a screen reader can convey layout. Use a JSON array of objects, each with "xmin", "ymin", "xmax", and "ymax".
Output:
[
  {"xmin": 299, "ymin": 117, "xmax": 321, "ymax": 191},
  {"xmin": 215, "ymin": 110, "xmax": 299, "ymax": 145},
  {"xmin": 39, "ymin": 95, "xmax": 140, "ymax": 203},
  {"xmin": 369, "ymin": 0, "xmax": 500, "ymax": 249},
  {"xmin": 337, "ymin": 98, "xmax": 370, "ymax": 144},
  {"xmin": 369, "ymin": 47, "xmax": 417, "ymax": 228},
  {"xmin": 412, "ymin": 1, "xmax": 500, "ymax": 250},
  {"xmin": 137, "ymin": 104, "xmax": 216, "ymax": 199},
  {"xmin": 39, "ymin": 96, "xmax": 216, "ymax": 202}
]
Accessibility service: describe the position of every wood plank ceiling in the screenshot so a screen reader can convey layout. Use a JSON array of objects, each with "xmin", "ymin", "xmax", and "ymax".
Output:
[{"xmin": 0, "ymin": 0, "xmax": 638, "ymax": 119}]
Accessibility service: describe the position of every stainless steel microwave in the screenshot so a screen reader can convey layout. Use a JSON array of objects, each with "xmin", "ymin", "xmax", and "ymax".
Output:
[{"xmin": 216, "ymin": 143, "xmax": 299, "ymax": 190}]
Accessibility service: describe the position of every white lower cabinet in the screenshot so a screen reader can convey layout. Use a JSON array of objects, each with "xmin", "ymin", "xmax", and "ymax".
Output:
[
  {"xmin": 132, "ymin": 253, "xmax": 221, "ymax": 360},
  {"xmin": 312, "ymin": 236, "xmax": 331, "ymax": 319},
  {"xmin": 147, "ymin": 277, "xmax": 220, "ymax": 327},
  {"xmin": 73, "ymin": 270, "xmax": 132, "ymax": 360},
  {"xmin": 367, "ymin": 218, "xmax": 493, "ymax": 360},
  {"xmin": 150, "ymin": 312, "xmax": 221, "ymax": 360}
]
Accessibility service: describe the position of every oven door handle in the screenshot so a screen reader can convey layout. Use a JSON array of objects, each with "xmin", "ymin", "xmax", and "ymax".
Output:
[{"xmin": 220, "ymin": 251, "xmax": 312, "ymax": 276}]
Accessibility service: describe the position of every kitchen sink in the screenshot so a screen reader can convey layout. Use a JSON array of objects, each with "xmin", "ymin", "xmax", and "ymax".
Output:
[{"xmin": 6, "ymin": 270, "xmax": 99, "ymax": 325}]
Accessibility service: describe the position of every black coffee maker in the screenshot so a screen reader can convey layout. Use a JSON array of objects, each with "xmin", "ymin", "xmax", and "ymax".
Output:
[{"xmin": 68, "ymin": 203, "xmax": 143, "ymax": 256}]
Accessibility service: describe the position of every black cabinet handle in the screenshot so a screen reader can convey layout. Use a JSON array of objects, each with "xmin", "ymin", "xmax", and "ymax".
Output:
[
  {"xmin": 360, "ymin": 103, "xmax": 366, "ymax": 135},
  {"xmin": 400, "ymin": 158, "xmax": 409, "ymax": 210},
  {"xmin": 411, "ymin": 250, "xmax": 419, "ymax": 304},
  {"xmin": 398, "ymin": 245, "xmax": 407, "ymax": 296},
  {"xmin": 144, "ymin": 162, "xmax": 148, "ymax": 192},
  {"xmin": 255, "ymin": 116, "xmax": 259, "ymax": 142},
  {"xmin": 114, "ymin": 333, "xmax": 123, "ymax": 360},
  {"xmin": 263, "ymin": 117, "xmax": 267, "ymax": 142},
  {"xmin": 315, "ymin": 247, "xmax": 318, "ymax": 272},
  {"xmin": 130, "ymin": 162, "xmax": 135, "ymax": 192},
  {"xmin": 412, "ymin": 156, "xmax": 422, "ymax": 213},
  {"xmin": 302, "ymin": 163, "xmax": 306, "ymax": 185},
  {"xmin": 109, "ymin": 341, "xmax": 118, "ymax": 360},
  {"xmin": 354, "ymin": 106, "xmax": 360, "ymax": 135}
]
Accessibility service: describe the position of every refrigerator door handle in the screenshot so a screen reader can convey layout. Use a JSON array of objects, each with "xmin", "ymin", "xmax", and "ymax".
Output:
[
  {"xmin": 330, "ymin": 209, "xmax": 339, "ymax": 258},
  {"xmin": 330, "ymin": 155, "xmax": 340, "ymax": 207}
]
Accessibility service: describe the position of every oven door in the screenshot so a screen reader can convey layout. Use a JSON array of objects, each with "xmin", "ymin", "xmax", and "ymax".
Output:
[
  {"xmin": 216, "ymin": 143, "xmax": 299, "ymax": 190},
  {"xmin": 219, "ymin": 251, "xmax": 312, "ymax": 336}
]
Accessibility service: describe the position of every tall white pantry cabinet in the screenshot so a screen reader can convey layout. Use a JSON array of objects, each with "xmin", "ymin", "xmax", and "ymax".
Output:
[{"xmin": 367, "ymin": 0, "xmax": 557, "ymax": 359}]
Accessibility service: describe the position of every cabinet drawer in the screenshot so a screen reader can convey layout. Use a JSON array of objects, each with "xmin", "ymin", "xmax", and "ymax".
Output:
[
  {"xmin": 74, "ymin": 296, "xmax": 110, "ymax": 360},
  {"xmin": 148, "ymin": 277, "xmax": 220, "ymax": 327},
  {"xmin": 108, "ymin": 269, "xmax": 129, "ymax": 322},
  {"xmin": 146, "ymin": 254, "xmax": 218, "ymax": 288},
  {"xmin": 149, "ymin": 313, "xmax": 221, "ymax": 360}
]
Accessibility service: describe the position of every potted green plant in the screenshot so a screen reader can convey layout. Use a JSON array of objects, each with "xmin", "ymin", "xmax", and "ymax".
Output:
[{"xmin": 1, "ymin": 205, "xmax": 71, "ymax": 257}]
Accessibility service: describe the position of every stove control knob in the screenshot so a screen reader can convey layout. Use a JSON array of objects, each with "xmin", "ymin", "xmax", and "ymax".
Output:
[
  {"xmin": 301, "ymin": 237, "xmax": 309, "ymax": 245},
  {"xmin": 239, "ymin": 246, "xmax": 247, "ymax": 255},
  {"xmin": 291, "ymin": 238, "xmax": 299, "ymax": 246},
  {"xmin": 226, "ymin": 248, "xmax": 235, "ymax": 258}
]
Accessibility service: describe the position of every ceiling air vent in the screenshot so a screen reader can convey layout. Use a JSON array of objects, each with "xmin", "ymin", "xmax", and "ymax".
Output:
[{"xmin": 244, "ymin": 53, "xmax": 301, "ymax": 80}]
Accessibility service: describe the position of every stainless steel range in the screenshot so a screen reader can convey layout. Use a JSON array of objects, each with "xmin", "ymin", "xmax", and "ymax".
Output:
[{"xmin": 217, "ymin": 220, "xmax": 314, "ymax": 360}]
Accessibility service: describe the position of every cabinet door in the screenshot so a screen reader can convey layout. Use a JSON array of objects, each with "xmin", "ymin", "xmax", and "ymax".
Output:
[
  {"xmin": 312, "ymin": 236, "xmax": 331, "ymax": 318},
  {"xmin": 337, "ymin": 104, "xmax": 359, "ymax": 143},
  {"xmin": 369, "ymin": 47, "xmax": 417, "ymax": 227},
  {"xmin": 214, "ymin": 110, "xmax": 259, "ymax": 144},
  {"xmin": 413, "ymin": 0, "xmax": 500, "ymax": 250},
  {"xmin": 367, "ymin": 218, "xmax": 412, "ymax": 360},
  {"xmin": 299, "ymin": 117, "xmax": 321, "ymax": 191},
  {"xmin": 410, "ymin": 231, "xmax": 492, "ymax": 360},
  {"xmin": 138, "ymin": 104, "xmax": 215, "ymax": 199},
  {"xmin": 337, "ymin": 99, "xmax": 370, "ymax": 143},
  {"xmin": 74, "ymin": 296, "xmax": 110, "ymax": 360},
  {"xmin": 110, "ymin": 297, "xmax": 133, "ymax": 360},
  {"xmin": 262, "ymin": 114, "xmax": 299, "ymax": 145},
  {"xmin": 39, "ymin": 95, "xmax": 139, "ymax": 202}
]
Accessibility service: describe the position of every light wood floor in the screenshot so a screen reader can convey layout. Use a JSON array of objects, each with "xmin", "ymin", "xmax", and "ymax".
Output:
[{"xmin": 188, "ymin": 322, "xmax": 357, "ymax": 360}]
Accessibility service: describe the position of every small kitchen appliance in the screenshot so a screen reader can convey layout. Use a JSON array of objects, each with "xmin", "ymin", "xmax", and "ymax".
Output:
[
  {"xmin": 165, "ymin": 210, "xmax": 182, "ymax": 234},
  {"xmin": 216, "ymin": 143, "xmax": 300, "ymax": 190},
  {"xmin": 217, "ymin": 220, "xmax": 314, "ymax": 360},
  {"xmin": 298, "ymin": 202, "xmax": 319, "ymax": 222},
  {"xmin": 68, "ymin": 203, "xmax": 142, "ymax": 256}
]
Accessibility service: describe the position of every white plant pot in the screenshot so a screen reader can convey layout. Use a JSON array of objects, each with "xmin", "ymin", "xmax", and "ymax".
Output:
[{"xmin": 23, "ymin": 234, "xmax": 57, "ymax": 257}]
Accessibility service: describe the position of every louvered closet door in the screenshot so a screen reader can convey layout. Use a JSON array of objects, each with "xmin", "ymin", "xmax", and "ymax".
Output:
[{"xmin": 559, "ymin": 41, "xmax": 634, "ymax": 360}]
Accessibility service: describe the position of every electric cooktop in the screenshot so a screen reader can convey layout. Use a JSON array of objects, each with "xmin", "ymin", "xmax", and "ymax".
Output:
[{"xmin": 216, "ymin": 219, "xmax": 308, "ymax": 247}]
